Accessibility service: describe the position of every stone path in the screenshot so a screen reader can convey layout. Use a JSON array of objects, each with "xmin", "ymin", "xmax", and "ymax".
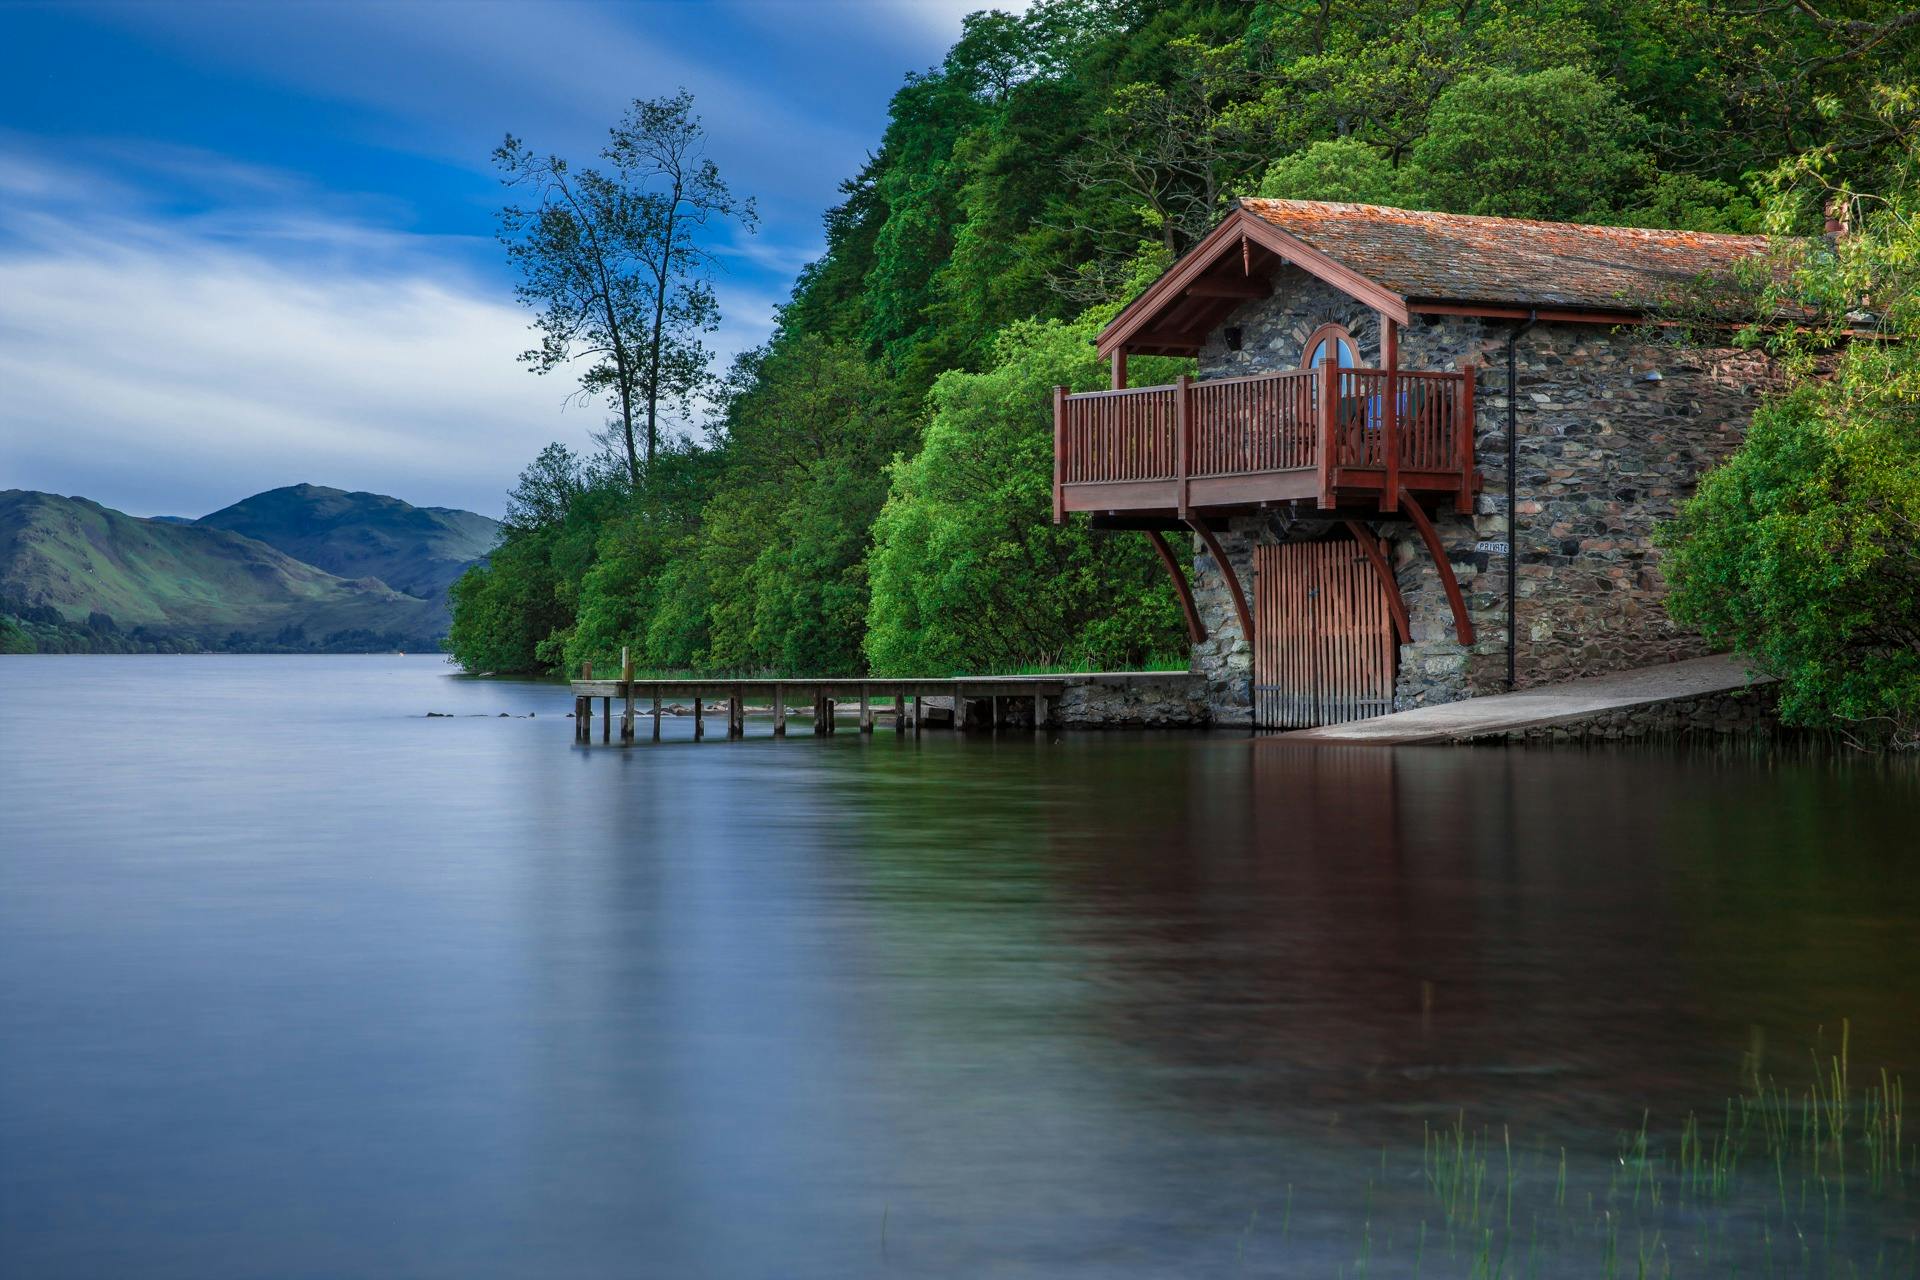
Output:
[{"xmin": 1285, "ymin": 654, "xmax": 1772, "ymax": 745}]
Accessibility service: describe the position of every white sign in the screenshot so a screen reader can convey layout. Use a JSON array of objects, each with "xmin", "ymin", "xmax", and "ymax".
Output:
[{"xmin": 1475, "ymin": 541, "xmax": 1510, "ymax": 555}]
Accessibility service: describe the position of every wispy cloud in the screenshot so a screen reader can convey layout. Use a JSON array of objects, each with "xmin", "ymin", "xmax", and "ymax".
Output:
[{"xmin": 0, "ymin": 147, "xmax": 625, "ymax": 518}]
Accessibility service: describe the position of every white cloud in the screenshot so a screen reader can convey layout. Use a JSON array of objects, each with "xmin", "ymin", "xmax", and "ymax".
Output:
[{"xmin": 0, "ymin": 150, "xmax": 714, "ymax": 519}]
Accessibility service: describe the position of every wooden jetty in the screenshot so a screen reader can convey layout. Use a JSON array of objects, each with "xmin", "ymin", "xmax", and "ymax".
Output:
[{"xmin": 569, "ymin": 652, "xmax": 1069, "ymax": 744}]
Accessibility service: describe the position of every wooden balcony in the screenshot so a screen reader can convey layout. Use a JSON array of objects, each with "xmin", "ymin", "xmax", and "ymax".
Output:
[{"xmin": 1052, "ymin": 364, "xmax": 1477, "ymax": 522}]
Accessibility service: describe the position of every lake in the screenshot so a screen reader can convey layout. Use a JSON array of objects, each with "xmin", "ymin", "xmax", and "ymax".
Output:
[{"xmin": 3, "ymin": 655, "xmax": 1916, "ymax": 1277}]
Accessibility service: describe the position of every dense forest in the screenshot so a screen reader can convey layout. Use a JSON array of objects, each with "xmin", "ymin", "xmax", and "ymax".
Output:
[{"xmin": 448, "ymin": 0, "xmax": 1920, "ymax": 708}]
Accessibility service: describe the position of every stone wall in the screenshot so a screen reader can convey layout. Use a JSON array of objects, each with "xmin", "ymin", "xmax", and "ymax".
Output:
[
  {"xmin": 1052, "ymin": 672, "xmax": 1212, "ymax": 727},
  {"xmin": 1186, "ymin": 265, "xmax": 1778, "ymax": 723}
]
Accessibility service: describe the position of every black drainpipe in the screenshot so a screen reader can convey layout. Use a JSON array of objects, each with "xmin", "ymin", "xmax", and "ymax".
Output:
[{"xmin": 1505, "ymin": 312, "xmax": 1538, "ymax": 691}]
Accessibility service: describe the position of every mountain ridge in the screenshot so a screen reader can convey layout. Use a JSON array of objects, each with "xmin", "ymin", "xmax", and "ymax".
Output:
[{"xmin": 0, "ymin": 486, "xmax": 496, "ymax": 653}]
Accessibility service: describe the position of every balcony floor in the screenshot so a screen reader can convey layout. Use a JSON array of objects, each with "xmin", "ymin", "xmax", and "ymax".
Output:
[{"xmin": 1061, "ymin": 465, "xmax": 1476, "ymax": 519}]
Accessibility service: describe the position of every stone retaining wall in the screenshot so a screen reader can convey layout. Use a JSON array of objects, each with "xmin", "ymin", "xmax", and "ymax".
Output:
[{"xmin": 1053, "ymin": 672, "xmax": 1212, "ymax": 727}]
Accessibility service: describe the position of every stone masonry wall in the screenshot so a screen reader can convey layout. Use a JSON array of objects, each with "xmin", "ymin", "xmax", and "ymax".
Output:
[{"xmin": 1186, "ymin": 265, "xmax": 1778, "ymax": 723}]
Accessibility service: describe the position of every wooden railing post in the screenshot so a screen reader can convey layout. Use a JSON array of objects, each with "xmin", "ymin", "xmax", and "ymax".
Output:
[
  {"xmin": 1382, "ymin": 317, "xmax": 1400, "ymax": 513},
  {"xmin": 1051, "ymin": 385, "xmax": 1066, "ymax": 525},
  {"xmin": 1455, "ymin": 365, "xmax": 1477, "ymax": 514},
  {"xmin": 1315, "ymin": 360, "xmax": 1336, "ymax": 509},
  {"xmin": 1174, "ymin": 374, "xmax": 1192, "ymax": 518}
]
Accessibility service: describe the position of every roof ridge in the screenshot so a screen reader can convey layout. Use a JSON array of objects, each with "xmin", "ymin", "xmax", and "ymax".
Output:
[{"xmin": 1235, "ymin": 196, "xmax": 1770, "ymax": 246}]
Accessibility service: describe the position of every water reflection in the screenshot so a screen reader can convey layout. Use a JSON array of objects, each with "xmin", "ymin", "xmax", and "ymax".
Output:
[{"xmin": 2, "ymin": 657, "xmax": 1916, "ymax": 1277}]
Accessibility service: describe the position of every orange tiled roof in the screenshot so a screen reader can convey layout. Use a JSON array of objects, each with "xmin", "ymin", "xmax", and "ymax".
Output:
[{"xmin": 1238, "ymin": 198, "xmax": 1771, "ymax": 313}]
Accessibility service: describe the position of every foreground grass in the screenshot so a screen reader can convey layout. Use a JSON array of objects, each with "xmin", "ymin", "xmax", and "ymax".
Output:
[{"xmin": 1294, "ymin": 1023, "xmax": 1910, "ymax": 1279}]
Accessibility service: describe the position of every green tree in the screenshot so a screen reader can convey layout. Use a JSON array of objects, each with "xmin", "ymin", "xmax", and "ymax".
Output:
[
  {"xmin": 1259, "ymin": 138, "xmax": 1410, "ymax": 205},
  {"xmin": 865, "ymin": 315, "xmax": 1187, "ymax": 674},
  {"xmin": 1410, "ymin": 67, "xmax": 1651, "ymax": 221},
  {"xmin": 495, "ymin": 91, "xmax": 756, "ymax": 483}
]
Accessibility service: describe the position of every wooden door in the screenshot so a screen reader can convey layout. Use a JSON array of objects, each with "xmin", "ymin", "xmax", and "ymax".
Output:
[{"xmin": 1253, "ymin": 539, "xmax": 1397, "ymax": 728}]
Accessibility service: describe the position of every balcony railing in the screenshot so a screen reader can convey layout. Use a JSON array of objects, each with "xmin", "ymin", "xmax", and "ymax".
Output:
[{"xmin": 1053, "ymin": 363, "xmax": 1474, "ymax": 518}]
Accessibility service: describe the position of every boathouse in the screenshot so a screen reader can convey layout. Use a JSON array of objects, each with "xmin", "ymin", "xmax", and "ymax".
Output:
[{"xmin": 1053, "ymin": 199, "xmax": 1782, "ymax": 728}]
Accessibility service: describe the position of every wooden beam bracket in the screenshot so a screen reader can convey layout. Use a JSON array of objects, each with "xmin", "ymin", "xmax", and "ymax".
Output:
[
  {"xmin": 1187, "ymin": 519, "xmax": 1253, "ymax": 647},
  {"xmin": 1146, "ymin": 529, "xmax": 1206, "ymax": 644},
  {"xmin": 1398, "ymin": 488, "xmax": 1476, "ymax": 646},
  {"xmin": 1341, "ymin": 520, "xmax": 1411, "ymax": 645}
]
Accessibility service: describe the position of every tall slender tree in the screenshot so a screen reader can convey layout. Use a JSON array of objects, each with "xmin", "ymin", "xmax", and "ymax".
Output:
[{"xmin": 495, "ymin": 91, "xmax": 756, "ymax": 485}]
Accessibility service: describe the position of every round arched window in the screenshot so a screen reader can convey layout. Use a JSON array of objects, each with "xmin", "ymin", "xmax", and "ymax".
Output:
[{"xmin": 1301, "ymin": 323, "xmax": 1360, "ymax": 370}]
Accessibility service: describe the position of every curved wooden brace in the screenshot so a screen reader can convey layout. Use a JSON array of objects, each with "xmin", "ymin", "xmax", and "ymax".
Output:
[
  {"xmin": 1398, "ymin": 487, "xmax": 1477, "ymax": 646},
  {"xmin": 1341, "ymin": 519, "xmax": 1412, "ymax": 645},
  {"xmin": 1145, "ymin": 530, "xmax": 1207, "ymax": 644},
  {"xmin": 1186, "ymin": 519, "xmax": 1253, "ymax": 646}
]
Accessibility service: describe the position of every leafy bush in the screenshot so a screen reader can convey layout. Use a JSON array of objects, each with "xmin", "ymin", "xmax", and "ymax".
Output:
[{"xmin": 1661, "ymin": 156, "xmax": 1920, "ymax": 748}]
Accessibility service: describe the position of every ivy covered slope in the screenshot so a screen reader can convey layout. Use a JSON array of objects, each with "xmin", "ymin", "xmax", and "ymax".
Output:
[
  {"xmin": 0, "ymin": 490, "xmax": 449, "ymax": 654},
  {"xmin": 448, "ymin": 0, "xmax": 1920, "ymax": 689}
]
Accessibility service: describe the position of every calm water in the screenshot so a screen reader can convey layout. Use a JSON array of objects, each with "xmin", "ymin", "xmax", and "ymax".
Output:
[{"xmin": 3, "ymin": 655, "xmax": 1918, "ymax": 1278}]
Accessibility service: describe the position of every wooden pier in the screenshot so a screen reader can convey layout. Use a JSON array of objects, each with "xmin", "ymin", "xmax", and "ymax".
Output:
[{"xmin": 568, "ymin": 666, "xmax": 1071, "ymax": 744}]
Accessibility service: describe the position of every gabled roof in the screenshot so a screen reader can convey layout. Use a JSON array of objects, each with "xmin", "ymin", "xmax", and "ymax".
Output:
[
  {"xmin": 1240, "ymin": 199, "xmax": 1770, "ymax": 314},
  {"xmin": 1098, "ymin": 200, "xmax": 1773, "ymax": 359}
]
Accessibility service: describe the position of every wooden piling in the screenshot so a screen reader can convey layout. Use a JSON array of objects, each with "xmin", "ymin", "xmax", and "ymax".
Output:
[
  {"xmin": 602, "ymin": 696, "xmax": 610, "ymax": 743},
  {"xmin": 912, "ymin": 694, "xmax": 922, "ymax": 735},
  {"xmin": 729, "ymin": 687, "xmax": 743, "ymax": 739},
  {"xmin": 620, "ymin": 647, "xmax": 635, "ymax": 742},
  {"xmin": 1034, "ymin": 694, "xmax": 1048, "ymax": 730},
  {"xmin": 859, "ymin": 685, "xmax": 872, "ymax": 734},
  {"xmin": 693, "ymin": 695, "xmax": 704, "ymax": 740},
  {"xmin": 774, "ymin": 693, "xmax": 786, "ymax": 736},
  {"xmin": 651, "ymin": 689, "xmax": 662, "ymax": 741},
  {"xmin": 894, "ymin": 692, "xmax": 906, "ymax": 734}
]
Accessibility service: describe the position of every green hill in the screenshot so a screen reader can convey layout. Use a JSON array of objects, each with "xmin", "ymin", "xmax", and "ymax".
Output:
[
  {"xmin": 0, "ymin": 490, "xmax": 446, "ymax": 653},
  {"xmin": 197, "ymin": 483, "xmax": 499, "ymax": 605}
]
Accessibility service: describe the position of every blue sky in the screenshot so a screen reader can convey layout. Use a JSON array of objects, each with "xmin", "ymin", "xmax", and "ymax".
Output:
[{"xmin": 0, "ymin": 0, "xmax": 1007, "ymax": 518}]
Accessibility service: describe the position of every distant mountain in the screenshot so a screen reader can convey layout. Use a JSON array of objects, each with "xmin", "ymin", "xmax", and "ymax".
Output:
[
  {"xmin": 197, "ymin": 483, "xmax": 499, "ymax": 606},
  {"xmin": 0, "ymin": 490, "xmax": 446, "ymax": 653}
]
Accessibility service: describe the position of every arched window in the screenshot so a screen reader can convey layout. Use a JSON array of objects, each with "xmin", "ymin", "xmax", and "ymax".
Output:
[{"xmin": 1301, "ymin": 323, "xmax": 1360, "ymax": 371}]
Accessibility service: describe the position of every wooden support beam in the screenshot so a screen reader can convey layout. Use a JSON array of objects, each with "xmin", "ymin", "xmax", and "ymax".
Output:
[
  {"xmin": 728, "ymin": 688, "xmax": 743, "ymax": 739},
  {"xmin": 953, "ymin": 686, "xmax": 966, "ymax": 731},
  {"xmin": 1034, "ymin": 694, "xmax": 1048, "ymax": 729},
  {"xmin": 859, "ymin": 686, "xmax": 873, "ymax": 734},
  {"xmin": 1456, "ymin": 365, "xmax": 1477, "ymax": 515},
  {"xmin": 912, "ymin": 694, "xmax": 922, "ymax": 735},
  {"xmin": 1381, "ymin": 315, "xmax": 1400, "ymax": 513},
  {"xmin": 1110, "ymin": 349, "xmax": 1128, "ymax": 390},
  {"xmin": 1052, "ymin": 384, "xmax": 1066, "ymax": 525},
  {"xmin": 894, "ymin": 692, "xmax": 906, "ymax": 734},
  {"xmin": 693, "ymin": 694, "xmax": 704, "ymax": 740},
  {"xmin": 1342, "ymin": 520, "xmax": 1411, "ymax": 645},
  {"xmin": 1316, "ymin": 360, "xmax": 1337, "ymax": 510},
  {"xmin": 774, "ymin": 695, "xmax": 786, "ymax": 736},
  {"xmin": 1399, "ymin": 488, "xmax": 1477, "ymax": 646},
  {"xmin": 1184, "ymin": 279, "xmax": 1269, "ymax": 300},
  {"xmin": 602, "ymin": 696, "xmax": 610, "ymax": 743},
  {"xmin": 1146, "ymin": 530, "xmax": 1206, "ymax": 644},
  {"xmin": 651, "ymin": 689, "xmax": 662, "ymax": 741},
  {"xmin": 1187, "ymin": 519, "xmax": 1254, "ymax": 649}
]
